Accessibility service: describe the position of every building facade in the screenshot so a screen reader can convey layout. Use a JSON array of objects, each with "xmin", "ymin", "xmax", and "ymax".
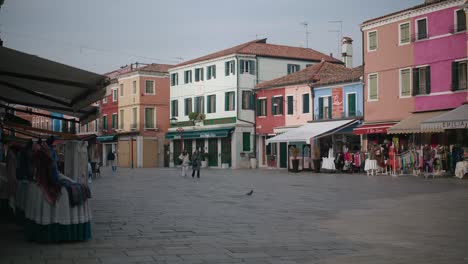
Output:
[{"xmin": 167, "ymin": 39, "xmax": 342, "ymax": 169}]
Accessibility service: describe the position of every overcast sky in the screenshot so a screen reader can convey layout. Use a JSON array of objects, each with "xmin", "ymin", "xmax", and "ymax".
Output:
[{"xmin": 0, "ymin": 0, "xmax": 421, "ymax": 74}]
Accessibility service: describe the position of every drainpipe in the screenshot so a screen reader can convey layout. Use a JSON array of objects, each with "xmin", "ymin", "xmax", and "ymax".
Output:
[{"xmin": 236, "ymin": 56, "xmax": 257, "ymax": 165}]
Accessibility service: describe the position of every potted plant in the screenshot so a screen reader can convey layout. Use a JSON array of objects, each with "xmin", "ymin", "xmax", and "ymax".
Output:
[
  {"xmin": 201, "ymin": 151, "xmax": 209, "ymax": 168},
  {"xmin": 249, "ymin": 152, "xmax": 257, "ymax": 169},
  {"xmin": 290, "ymin": 146, "xmax": 299, "ymax": 172},
  {"xmin": 188, "ymin": 112, "xmax": 199, "ymax": 125}
]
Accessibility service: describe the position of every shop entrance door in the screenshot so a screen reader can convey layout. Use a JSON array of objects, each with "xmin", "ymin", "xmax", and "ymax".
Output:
[
  {"xmin": 221, "ymin": 137, "xmax": 232, "ymax": 166},
  {"xmin": 173, "ymin": 140, "xmax": 181, "ymax": 166},
  {"xmin": 280, "ymin": 142, "xmax": 287, "ymax": 168},
  {"xmin": 208, "ymin": 138, "xmax": 218, "ymax": 167}
]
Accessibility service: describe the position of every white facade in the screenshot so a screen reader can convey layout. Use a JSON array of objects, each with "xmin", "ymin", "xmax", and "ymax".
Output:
[{"xmin": 168, "ymin": 54, "xmax": 321, "ymax": 169}]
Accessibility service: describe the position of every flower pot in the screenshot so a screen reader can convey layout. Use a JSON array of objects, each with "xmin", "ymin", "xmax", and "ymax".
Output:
[
  {"xmin": 201, "ymin": 160, "xmax": 208, "ymax": 168},
  {"xmin": 221, "ymin": 163, "xmax": 229, "ymax": 169},
  {"xmin": 291, "ymin": 159, "xmax": 299, "ymax": 172},
  {"xmin": 250, "ymin": 158, "xmax": 257, "ymax": 169}
]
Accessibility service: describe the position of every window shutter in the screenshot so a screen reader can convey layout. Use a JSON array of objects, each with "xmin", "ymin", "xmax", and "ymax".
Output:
[
  {"xmin": 225, "ymin": 92, "xmax": 229, "ymax": 111},
  {"xmin": 287, "ymin": 96, "xmax": 293, "ymax": 115},
  {"xmin": 318, "ymin": 97, "xmax": 323, "ymax": 119},
  {"xmin": 287, "ymin": 64, "xmax": 291, "ymax": 74},
  {"xmin": 207, "ymin": 96, "xmax": 211, "ymax": 113},
  {"xmin": 233, "ymin": 92, "xmax": 235, "ymax": 111},
  {"xmin": 425, "ymin": 66, "xmax": 431, "ymax": 94},
  {"xmin": 271, "ymin": 97, "xmax": 275, "ymax": 115},
  {"xmin": 250, "ymin": 92, "xmax": 255, "ymax": 110},
  {"xmin": 412, "ymin": 69, "xmax": 420, "ymax": 96},
  {"xmin": 213, "ymin": 65, "xmax": 216, "ymax": 78},
  {"xmin": 452, "ymin": 61, "xmax": 459, "ymax": 91},
  {"xmin": 279, "ymin": 97, "xmax": 283, "ymax": 115},
  {"xmin": 213, "ymin": 96, "xmax": 216, "ymax": 113},
  {"xmin": 250, "ymin": 61, "xmax": 256, "ymax": 75},
  {"xmin": 225, "ymin": 62, "xmax": 229, "ymax": 76},
  {"xmin": 348, "ymin": 94, "xmax": 356, "ymax": 117},
  {"xmin": 232, "ymin": 61, "xmax": 235, "ymax": 75},
  {"xmin": 328, "ymin": 96, "xmax": 332, "ymax": 119},
  {"xmin": 240, "ymin": 60, "xmax": 244, "ymax": 73}
]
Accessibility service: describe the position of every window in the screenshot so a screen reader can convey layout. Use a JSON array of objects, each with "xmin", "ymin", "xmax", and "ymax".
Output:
[
  {"xmin": 132, "ymin": 80, "xmax": 137, "ymax": 94},
  {"xmin": 318, "ymin": 96, "xmax": 332, "ymax": 119},
  {"xmin": 102, "ymin": 115, "xmax": 108, "ymax": 130},
  {"xmin": 207, "ymin": 95, "xmax": 216, "ymax": 113},
  {"xmin": 456, "ymin": 9, "xmax": 466, "ymax": 33},
  {"xmin": 271, "ymin": 96, "xmax": 283, "ymax": 115},
  {"xmin": 287, "ymin": 64, "xmax": 300, "ymax": 74},
  {"xmin": 85, "ymin": 123, "xmax": 89, "ymax": 133},
  {"xmin": 242, "ymin": 91, "xmax": 254, "ymax": 110},
  {"xmin": 103, "ymin": 96, "xmax": 107, "ymax": 104},
  {"xmin": 112, "ymin": 89, "xmax": 118, "ymax": 102},
  {"xmin": 94, "ymin": 120, "xmax": 98, "ymax": 132},
  {"xmin": 242, "ymin": 132, "xmax": 251, "ymax": 151},
  {"xmin": 171, "ymin": 100, "xmax": 178, "ymax": 117},
  {"xmin": 132, "ymin": 108, "xmax": 137, "ymax": 129},
  {"xmin": 225, "ymin": 92, "xmax": 235, "ymax": 111},
  {"xmin": 416, "ymin": 18, "xmax": 427, "ymax": 40},
  {"xmin": 184, "ymin": 70, "xmax": 192, "ymax": 84},
  {"xmin": 112, "ymin": 113, "xmax": 117, "ymax": 129},
  {"xmin": 302, "ymin": 93, "xmax": 310, "ymax": 113},
  {"xmin": 240, "ymin": 60, "xmax": 256, "ymax": 74},
  {"xmin": 368, "ymin": 31, "xmax": 377, "ymax": 51},
  {"xmin": 145, "ymin": 80, "xmax": 154, "ymax": 94},
  {"xmin": 195, "ymin": 68, "xmax": 204, "ymax": 82},
  {"xmin": 225, "ymin": 60, "xmax": 235, "ymax": 76},
  {"xmin": 170, "ymin": 73, "xmax": 178, "ymax": 86},
  {"xmin": 119, "ymin": 83, "xmax": 124, "ymax": 96},
  {"xmin": 306, "ymin": 64, "xmax": 314, "ymax": 68},
  {"xmin": 207, "ymin": 65, "xmax": 216, "ymax": 80},
  {"xmin": 184, "ymin": 98, "xmax": 192, "ymax": 116},
  {"xmin": 347, "ymin": 93, "xmax": 357, "ymax": 117},
  {"xmin": 194, "ymin": 96, "xmax": 204, "ymax": 113},
  {"xmin": 257, "ymin": 98, "xmax": 267, "ymax": 116},
  {"xmin": 452, "ymin": 60, "xmax": 467, "ymax": 91},
  {"xmin": 119, "ymin": 109, "xmax": 124, "ymax": 129},
  {"xmin": 400, "ymin": 68, "xmax": 412, "ymax": 97},
  {"xmin": 399, "ymin": 22, "xmax": 410, "ymax": 45},
  {"xmin": 287, "ymin": 96, "xmax": 293, "ymax": 115},
  {"xmin": 368, "ymin": 73, "xmax": 378, "ymax": 101},
  {"xmin": 145, "ymin": 108, "xmax": 155, "ymax": 129},
  {"xmin": 413, "ymin": 66, "xmax": 431, "ymax": 95}
]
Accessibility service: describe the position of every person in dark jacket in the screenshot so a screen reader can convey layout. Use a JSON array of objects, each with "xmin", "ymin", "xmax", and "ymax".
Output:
[
  {"xmin": 191, "ymin": 150, "xmax": 201, "ymax": 178},
  {"xmin": 108, "ymin": 151, "xmax": 116, "ymax": 172}
]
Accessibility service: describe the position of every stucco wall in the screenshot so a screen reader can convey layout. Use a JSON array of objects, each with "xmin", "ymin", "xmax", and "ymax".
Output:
[
  {"xmin": 284, "ymin": 84, "xmax": 313, "ymax": 127},
  {"xmin": 255, "ymin": 87, "xmax": 285, "ymax": 135}
]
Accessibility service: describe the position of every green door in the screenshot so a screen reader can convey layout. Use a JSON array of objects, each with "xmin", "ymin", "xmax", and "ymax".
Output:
[
  {"xmin": 348, "ymin": 93, "xmax": 356, "ymax": 117},
  {"xmin": 208, "ymin": 138, "xmax": 218, "ymax": 167},
  {"xmin": 280, "ymin": 142, "xmax": 287, "ymax": 168},
  {"xmin": 173, "ymin": 140, "xmax": 181, "ymax": 165},
  {"xmin": 184, "ymin": 139, "xmax": 192, "ymax": 158},
  {"xmin": 196, "ymin": 139, "xmax": 205, "ymax": 153},
  {"xmin": 221, "ymin": 137, "xmax": 232, "ymax": 166}
]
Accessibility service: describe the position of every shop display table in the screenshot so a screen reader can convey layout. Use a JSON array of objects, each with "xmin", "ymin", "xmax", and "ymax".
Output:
[{"xmin": 455, "ymin": 160, "xmax": 468, "ymax": 179}]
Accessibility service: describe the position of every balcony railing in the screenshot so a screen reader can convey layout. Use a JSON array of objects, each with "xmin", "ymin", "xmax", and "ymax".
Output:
[{"xmin": 450, "ymin": 24, "xmax": 467, "ymax": 34}]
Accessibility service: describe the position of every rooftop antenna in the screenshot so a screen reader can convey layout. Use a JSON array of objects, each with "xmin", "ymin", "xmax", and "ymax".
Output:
[
  {"xmin": 329, "ymin": 20, "xmax": 343, "ymax": 59},
  {"xmin": 174, "ymin": 57, "xmax": 184, "ymax": 63},
  {"xmin": 328, "ymin": 29, "xmax": 340, "ymax": 59},
  {"xmin": 300, "ymin": 22, "xmax": 309, "ymax": 48}
]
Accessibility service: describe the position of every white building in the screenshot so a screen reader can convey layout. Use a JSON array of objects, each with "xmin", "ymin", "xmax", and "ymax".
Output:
[{"xmin": 167, "ymin": 39, "xmax": 342, "ymax": 169}]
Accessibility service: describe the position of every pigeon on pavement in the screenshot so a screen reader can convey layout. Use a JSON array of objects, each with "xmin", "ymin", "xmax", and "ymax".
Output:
[{"xmin": 246, "ymin": 190, "xmax": 254, "ymax": 196}]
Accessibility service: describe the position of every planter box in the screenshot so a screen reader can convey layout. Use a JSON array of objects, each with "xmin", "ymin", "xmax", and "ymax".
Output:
[
  {"xmin": 221, "ymin": 163, "xmax": 230, "ymax": 169},
  {"xmin": 250, "ymin": 158, "xmax": 257, "ymax": 169},
  {"xmin": 201, "ymin": 160, "xmax": 208, "ymax": 168}
]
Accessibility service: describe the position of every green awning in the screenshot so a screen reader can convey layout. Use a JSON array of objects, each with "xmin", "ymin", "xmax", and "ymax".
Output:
[
  {"xmin": 97, "ymin": 135, "xmax": 117, "ymax": 142},
  {"xmin": 166, "ymin": 127, "xmax": 233, "ymax": 140}
]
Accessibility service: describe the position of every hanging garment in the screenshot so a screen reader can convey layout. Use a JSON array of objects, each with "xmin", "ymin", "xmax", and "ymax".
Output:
[{"xmin": 34, "ymin": 144, "xmax": 61, "ymax": 205}]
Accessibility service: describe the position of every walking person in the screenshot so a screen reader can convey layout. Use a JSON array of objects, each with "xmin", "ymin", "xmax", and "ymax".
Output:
[
  {"xmin": 191, "ymin": 150, "xmax": 201, "ymax": 178},
  {"xmin": 108, "ymin": 151, "xmax": 116, "ymax": 173},
  {"xmin": 179, "ymin": 151, "xmax": 190, "ymax": 177}
]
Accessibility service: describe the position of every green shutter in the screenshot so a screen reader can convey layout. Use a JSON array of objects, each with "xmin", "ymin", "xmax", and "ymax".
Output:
[
  {"xmin": 243, "ymin": 132, "xmax": 251, "ymax": 151},
  {"xmin": 207, "ymin": 96, "xmax": 211, "ymax": 113},
  {"xmin": 225, "ymin": 62, "xmax": 229, "ymax": 76},
  {"xmin": 303, "ymin": 94, "xmax": 309, "ymax": 113},
  {"xmin": 328, "ymin": 96, "xmax": 332, "ymax": 119},
  {"xmin": 271, "ymin": 97, "xmax": 275, "ymax": 115},
  {"xmin": 233, "ymin": 92, "xmax": 235, "ymax": 111},
  {"xmin": 425, "ymin": 66, "xmax": 431, "ymax": 94},
  {"xmin": 348, "ymin": 94, "xmax": 356, "ymax": 117},
  {"xmin": 279, "ymin": 96, "xmax": 283, "ymax": 114},
  {"xmin": 287, "ymin": 64, "xmax": 291, "ymax": 74},
  {"xmin": 232, "ymin": 61, "xmax": 235, "ymax": 75},
  {"xmin": 413, "ymin": 68, "xmax": 420, "ymax": 95},
  {"xmin": 213, "ymin": 95, "xmax": 216, "ymax": 113},
  {"xmin": 240, "ymin": 60, "xmax": 244, "ymax": 73},
  {"xmin": 256, "ymin": 98, "xmax": 261, "ymax": 116},
  {"xmin": 318, "ymin": 97, "xmax": 323, "ymax": 119},
  {"xmin": 250, "ymin": 61, "xmax": 256, "ymax": 75},
  {"xmin": 452, "ymin": 61, "xmax": 459, "ymax": 91},
  {"xmin": 225, "ymin": 92, "xmax": 229, "ymax": 111},
  {"xmin": 103, "ymin": 116, "xmax": 107, "ymax": 130},
  {"xmin": 287, "ymin": 96, "xmax": 293, "ymax": 115},
  {"xmin": 213, "ymin": 65, "xmax": 216, "ymax": 78},
  {"xmin": 250, "ymin": 92, "xmax": 255, "ymax": 109}
]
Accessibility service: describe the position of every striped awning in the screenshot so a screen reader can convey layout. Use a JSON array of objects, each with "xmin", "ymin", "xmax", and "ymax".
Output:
[
  {"xmin": 421, "ymin": 104, "xmax": 468, "ymax": 130},
  {"xmin": 388, "ymin": 111, "xmax": 448, "ymax": 134}
]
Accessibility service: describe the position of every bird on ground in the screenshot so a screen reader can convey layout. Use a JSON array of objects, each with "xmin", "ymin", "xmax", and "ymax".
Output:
[{"xmin": 246, "ymin": 190, "xmax": 254, "ymax": 196}]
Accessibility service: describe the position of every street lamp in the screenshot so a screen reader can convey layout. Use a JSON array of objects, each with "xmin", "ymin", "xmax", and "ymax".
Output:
[{"xmin": 170, "ymin": 117, "xmax": 178, "ymax": 126}]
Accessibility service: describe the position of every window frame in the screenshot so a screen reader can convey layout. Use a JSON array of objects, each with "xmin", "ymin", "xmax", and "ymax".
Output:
[
  {"xmin": 302, "ymin": 93, "xmax": 310, "ymax": 114},
  {"xmin": 415, "ymin": 17, "xmax": 428, "ymax": 41},
  {"xmin": 455, "ymin": 9, "xmax": 467, "ymax": 33},
  {"xmin": 287, "ymin": 64, "xmax": 300, "ymax": 74},
  {"xmin": 368, "ymin": 73, "xmax": 379, "ymax": 101},
  {"xmin": 257, "ymin": 97, "xmax": 267, "ymax": 117},
  {"xmin": 286, "ymin": 95, "xmax": 294, "ymax": 115},
  {"xmin": 94, "ymin": 119, "xmax": 98, "ymax": 132},
  {"xmin": 184, "ymin": 98, "xmax": 192, "ymax": 116},
  {"xmin": 112, "ymin": 88, "xmax": 118, "ymax": 102},
  {"xmin": 194, "ymin": 96, "xmax": 204, "ymax": 113},
  {"xmin": 132, "ymin": 80, "xmax": 137, "ymax": 94},
  {"xmin": 103, "ymin": 96, "xmax": 107, "ymax": 104},
  {"xmin": 195, "ymin": 68, "xmax": 204, "ymax": 82},
  {"xmin": 145, "ymin": 80, "xmax": 155, "ymax": 94},
  {"xmin": 119, "ymin": 83, "xmax": 124, "ymax": 97},
  {"xmin": 112, "ymin": 113, "xmax": 117, "ymax": 129},
  {"xmin": 144, "ymin": 107, "xmax": 156, "ymax": 129},
  {"xmin": 241, "ymin": 90, "xmax": 255, "ymax": 110},
  {"xmin": 225, "ymin": 60, "xmax": 235, "ymax": 76},
  {"xmin": 399, "ymin": 67, "xmax": 412, "ymax": 98},
  {"xmin": 367, "ymin": 30, "xmax": 378, "ymax": 52},
  {"xmin": 399, "ymin": 22, "xmax": 411, "ymax": 46},
  {"xmin": 346, "ymin": 92, "xmax": 357, "ymax": 117},
  {"xmin": 170, "ymin": 73, "xmax": 179, "ymax": 86},
  {"xmin": 207, "ymin": 94, "xmax": 216, "ymax": 114},
  {"xmin": 171, "ymin": 100, "xmax": 178, "ymax": 117},
  {"xmin": 102, "ymin": 114, "xmax": 108, "ymax": 130},
  {"xmin": 184, "ymin": 70, "xmax": 193, "ymax": 84},
  {"xmin": 206, "ymin": 65, "xmax": 216, "ymax": 80},
  {"xmin": 119, "ymin": 109, "xmax": 124, "ymax": 129},
  {"xmin": 225, "ymin": 91, "xmax": 235, "ymax": 111},
  {"xmin": 413, "ymin": 65, "xmax": 431, "ymax": 96},
  {"xmin": 271, "ymin": 95, "xmax": 283, "ymax": 116}
]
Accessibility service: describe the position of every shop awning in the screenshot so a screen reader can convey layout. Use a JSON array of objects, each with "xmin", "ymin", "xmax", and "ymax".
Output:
[
  {"xmin": 165, "ymin": 127, "xmax": 234, "ymax": 140},
  {"xmin": 421, "ymin": 104, "xmax": 468, "ymax": 130},
  {"xmin": 96, "ymin": 135, "xmax": 117, "ymax": 142},
  {"xmin": 387, "ymin": 111, "xmax": 448, "ymax": 134},
  {"xmin": 266, "ymin": 119, "xmax": 357, "ymax": 144},
  {"xmin": 353, "ymin": 123, "xmax": 396, "ymax": 135},
  {"xmin": 0, "ymin": 46, "xmax": 109, "ymax": 124}
]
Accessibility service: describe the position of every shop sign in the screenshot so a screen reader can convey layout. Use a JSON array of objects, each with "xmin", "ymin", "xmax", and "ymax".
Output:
[
  {"xmin": 174, "ymin": 135, "xmax": 181, "ymax": 139},
  {"xmin": 332, "ymin": 87, "xmax": 343, "ymax": 118},
  {"xmin": 200, "ymin": 132, "xmax": 217, "ymax": 138},
  {"xmin": 442, "ymin": 120, "xmax": 468, "ymax": 129}
]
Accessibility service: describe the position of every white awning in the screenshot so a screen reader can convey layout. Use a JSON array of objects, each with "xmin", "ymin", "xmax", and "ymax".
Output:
[
  {"xmin": 266, "ymin": 119, "xmax": 357, "ymax": 144},
  {"xmin": 0, "ymin": 46, "xmax": 109, "ymax": 124},
  {"xmin": 421, "ymin": 104, "xmax": 468, "ymax": 130}
]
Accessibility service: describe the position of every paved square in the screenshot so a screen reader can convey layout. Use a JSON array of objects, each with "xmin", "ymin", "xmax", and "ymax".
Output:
[{"xmin": 1, "ymin": 168, "xmax": 468, "ymax": 264}]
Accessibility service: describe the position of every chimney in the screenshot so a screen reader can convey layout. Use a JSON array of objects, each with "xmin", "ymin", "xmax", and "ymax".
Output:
[{"xmin": 341, "ymin": 37, "xmax": 353, "ymax": 68}]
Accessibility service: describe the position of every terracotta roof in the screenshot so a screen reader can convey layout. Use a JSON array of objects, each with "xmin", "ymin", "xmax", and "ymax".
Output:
[
  {"xmin": 361, "ymin": 0, "xmax": 450, "ymax": 26},
  {"xmin": 256, "ymin": 62, "xmax": 363, "ymax": 89},
  {"xmin": 104, "ymin": 63, "xmax": 173, "ymax": 83},
  {"xmin": 174, "ymin": 39, "xmax": 342, "ymax": 68},
  {"xmin": 138, "ymin": 63, "xmax": 173, "ymax": 73}
]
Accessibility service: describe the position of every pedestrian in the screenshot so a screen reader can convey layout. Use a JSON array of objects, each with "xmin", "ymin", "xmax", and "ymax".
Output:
[
  {"xmin": 191, "ymin": 150, "xmax": 201, "ymax": 178},
  {"xmin": 108, "ymin": 151, "xmax": 116, "ymax": 172},
  {"xmin": 179, "ymin": 151, "xmax": 190, "ymax": 177},
  {"xmin": 87, "ymin": 159, "xmax": 93, "ymax": 184}
]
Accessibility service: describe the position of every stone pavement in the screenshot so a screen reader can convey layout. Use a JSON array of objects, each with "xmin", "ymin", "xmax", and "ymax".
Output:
[{"xmin": 1, "ymin": 167, "xmax": 468, "ymax": 264}]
